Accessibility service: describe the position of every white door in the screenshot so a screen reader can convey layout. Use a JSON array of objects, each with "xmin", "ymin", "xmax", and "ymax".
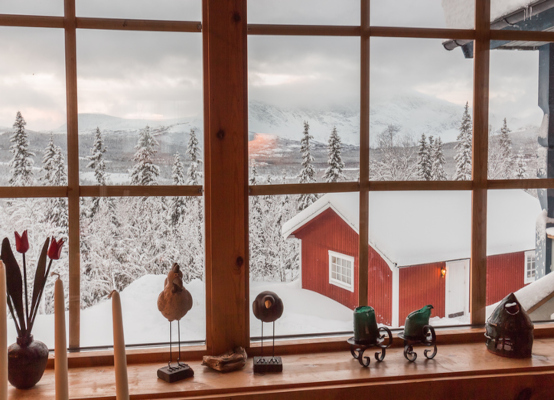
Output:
[{"xmin": 445, "ymin": 259, "xmax": 469, "ymax": 318}]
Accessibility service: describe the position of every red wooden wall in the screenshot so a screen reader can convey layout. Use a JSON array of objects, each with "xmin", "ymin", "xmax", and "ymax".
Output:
[
  {"xmin": 399, "ymin": 262, "xmax": 445, "ymax": 323},
  {"xmin": 486, "ymin": 252, "xmax": 527, "ymax": 305},
  {"xmin": 293, "ymin": 208, "xmax": 392, "ymax": 325}
]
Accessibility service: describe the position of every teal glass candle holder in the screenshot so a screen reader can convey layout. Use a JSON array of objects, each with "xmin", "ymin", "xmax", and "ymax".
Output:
[
  {"xmin": 404, "ymin": 305, "xmax": 433, "ymax": 340},
  {"xmin": 353, "ymin": 306, "xmax": 379, "ymax": 344}
]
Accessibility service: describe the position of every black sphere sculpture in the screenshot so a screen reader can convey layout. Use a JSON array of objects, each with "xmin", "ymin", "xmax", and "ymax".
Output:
[{"xmin": 252, "ymin": 291, "xmax": 284, "ymax": 373}]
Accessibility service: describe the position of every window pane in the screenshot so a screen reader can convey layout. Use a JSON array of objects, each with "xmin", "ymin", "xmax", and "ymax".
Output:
[
  {"xmin": 80, "ymin": 196, "xmax": 205, "ymax": 347},
  {"xmin": 248, "ymin": 36, "xmax": 360, "ymax": 184},
  {"xmin": 250, "ymin": 193, "xmax": 353, "ymax": 338},
  {"xmin": 488, "ymin": 42, "xmax": 546, "ymax": 180},
  {"xmin": 486, "ymin": 189, "xmax": 554, "ymax": 323},
  {"xmin": 248, "ymin": 0, "xmax": 358, "ymax": 25},
  {"xmin": 370, "ymin": 38, "xmax": 473, "ymax": 181},
  {"xmin": 77, "ymin": 30, "xmax": 202, "ymax": 185},
  {"xmin": 0, "ymin": 28, "xmax": 67, "ymax": 187},
  {"xmin": 491, "ymin": 0, "xmax": 554, "ymax": 32},
  {"xmin": 370, "ymin": 191, "xmax": 471, "ymax": 328},
  {"xmin": 0, "ymin": 0, "xmax": 62, "ymax": 16},
  {"xmin": 372, "ymin": 0, "xmax": 471, "ymax": 29},
  {"xmin": 2, "ymin": 198, "xmax": 68, "ymax": 349},
  {"xmin": 76, "ymin": 0, "xmax": 201, "ymax": 21}
]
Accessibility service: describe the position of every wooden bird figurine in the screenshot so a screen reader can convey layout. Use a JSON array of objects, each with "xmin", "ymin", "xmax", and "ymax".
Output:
[
  {"xmin": 157, "ymin": 263, "xmax": 193, "ymax": 370},
  {"xmin": 252, "ymin": 291, "xmax": 284, "ymax": 323}
]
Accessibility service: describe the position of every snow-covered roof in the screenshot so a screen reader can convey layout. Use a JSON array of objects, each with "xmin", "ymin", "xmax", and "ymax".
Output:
[
  {"xmin": 283, "ymin": 190, "xmax": 541, "ymax": 267},
  {"xmin": 442, "ymin": 0, "xmax": 544, "ymax": 29}
]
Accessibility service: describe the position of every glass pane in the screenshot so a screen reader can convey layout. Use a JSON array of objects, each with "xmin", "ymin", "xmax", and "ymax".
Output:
[
  {"xmin": 370, "ymin": 38, "xmax": 473, "ymax": 181},
  {"xmin": 77, "ymin": 30, "xmax": 202, "ymax": 185},
  {"xmin": 248, "ymin": 0, "xmax": 358, "ymax": 25},
  {"xmin": 2, "ymin": 198, "xmax": 68, "ymax": 349},
  {"xmin": 0, "ymin": 28, "xmax": 67, "ymax": 187},
  {"xmin": 370, "ymin": 191, "xmax": 471, "ymax": 328},
  {"xmin": 249, "ymin": 36, "xmax": 360, "ymax": 184},
  {"xmin": 488, "ymin": 42, "xmax": 545, "ymax": 179},
  {"xmin": 491, "ymin": 0, "xmax": 554, "ymax": 31},
  {"xmin": 250, "ymin": 193, "xmax": 353, "ymax": 338},
  {"xmin": 76, "ymin": 0, "xmax": 201, "ymax": 21},
  {"xmin": 80, "ymin": 196, "xmax": 205, "ymax": 347},
  {"xmin": 486, "ymin": 189, "xmax": 549, "ymax": 323},
  {"xmin": 0, "ymin": 0, "xmax": 62, "ymax": 16},
  {"xmin": 372, "ymin": 0, "xmax": 471, "ymax": 29}
]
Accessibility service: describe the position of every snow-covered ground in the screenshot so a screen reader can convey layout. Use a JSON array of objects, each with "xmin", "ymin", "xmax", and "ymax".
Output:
[{"xmin": 6, "ymin": 276, "xmax": 354, "ymax": 349}]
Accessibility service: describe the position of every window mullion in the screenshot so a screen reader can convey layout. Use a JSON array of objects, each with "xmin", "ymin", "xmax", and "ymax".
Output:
[
  {"xmin": 470, "ymin": 0, "xmax": 490, "ymax": 325},
  {"xmin": 64, "ymin": 0, "xmax": 81, "ymax": 349}
]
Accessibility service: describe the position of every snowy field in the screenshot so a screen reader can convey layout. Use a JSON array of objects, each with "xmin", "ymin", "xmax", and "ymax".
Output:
[{"xmin": 6, "ymin": 277, "xmax": 355, "ymax": 349}]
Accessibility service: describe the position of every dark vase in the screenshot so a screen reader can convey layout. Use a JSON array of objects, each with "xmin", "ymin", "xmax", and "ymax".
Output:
[{"xmin": 8, "ymin": 335, "xmax": 49, "ymax": 389}]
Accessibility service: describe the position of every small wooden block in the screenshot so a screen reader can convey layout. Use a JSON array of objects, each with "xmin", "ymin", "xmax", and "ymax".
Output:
[
  {"xmin": 157, "ymin": 363, "xmax": 194, "ymax": 383},
  {"xmin": 253, "ymin": 356, "xmax": 283, "ymax": 373}
]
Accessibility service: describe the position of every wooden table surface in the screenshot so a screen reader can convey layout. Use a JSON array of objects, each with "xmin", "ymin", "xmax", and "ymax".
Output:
[{"xmin": 8, "ymin": 339, "xmax": 554, "ymax": 399}]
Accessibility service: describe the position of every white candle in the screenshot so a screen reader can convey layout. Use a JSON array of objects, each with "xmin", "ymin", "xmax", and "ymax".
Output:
[
  {"xmin": 0, "ymin": 262, "xmax": 7, "ymax": 400},
  {"xmin": 54, "ymin": 277, "xmax": 68, "ymax": 400},
  {"xmin": 111, "ymin": 291, "xmax": 129, "ymax": 400}
]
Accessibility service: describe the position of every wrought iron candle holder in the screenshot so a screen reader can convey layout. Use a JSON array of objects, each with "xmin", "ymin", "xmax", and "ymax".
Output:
[
  {"xmin": 398, "ymin": 305, "xmax": 437, "ymax": 362},
  {"xmin": 348, "ymin": 306, "xmax": 393, "ymax": 367}
]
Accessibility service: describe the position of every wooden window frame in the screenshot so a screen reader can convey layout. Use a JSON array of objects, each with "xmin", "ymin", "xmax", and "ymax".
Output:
[
  {"xmin": 0, "ymin": 0, "xmax": 552, "ymax": 357},
  {"xmin": 525, "ymin": 250, "xmax": 536, "ymax": 285}
]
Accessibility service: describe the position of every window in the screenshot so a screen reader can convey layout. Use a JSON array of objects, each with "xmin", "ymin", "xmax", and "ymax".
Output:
[
  {"xmin": 2, "ymin": 0, "xmax": 554, "ymax": 356},
  {"xmin": 329, "ymin": 251, "xmax": 354, "ymax": 292},
  {"xmin": 525, "ymin": 250, "xmax": 536, "ymax": 284}
]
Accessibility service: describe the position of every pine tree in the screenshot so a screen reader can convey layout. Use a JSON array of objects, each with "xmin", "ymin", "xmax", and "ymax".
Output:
[
  {"xmin": 42, "ymin": 143, "xmax": 68, "ymax": 233},
  {"xmin": 41, "ymin": 134, "xmax": 57, "ymax": 185},
  {"xmin": 499, "ymin": 118, "xmax": 514, "ymax": 178},
  {"xmin": 430, "ymin": 137, "xmax": 447, "ymax": 180},
  {"xmin": 9, "ymin": 111, "xmax": 35, "ymax": 186},
  {"xmin": 130, "ymin": 125, "xmax": 160, "ymax": 186},
  {"xmin": 323, "ymin": 126, "xmax": 346, "ymax": 183},
  {"xmin": 86, "ymin": 127, "xmax": 109, "ymax": 217},
  {"xmin": 297, "ymin": 121, "xmax": 318, "ymax": 211},
  {"xmin": 170, "ymin": 153, "xmax": 187, "ymax": 226},
  {"xmin": 453, "ymin": 102, "xmax": 472, "ymax": 181},
  {"xmin": 186, "ymin": 128, "xmax": 202, "ymax": 186},
  {"xmin": 515, "ymin": 149, "xmax": 528, "ymax": 179},
  {"xmin": 417, "ymin": 133, "xmax": 432, "ymax": 180}
]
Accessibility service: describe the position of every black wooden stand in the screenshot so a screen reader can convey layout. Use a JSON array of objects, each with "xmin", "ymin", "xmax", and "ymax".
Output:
[{"xmin": 157, "ymin": 363, "xmax": 194, "ymax": 383}]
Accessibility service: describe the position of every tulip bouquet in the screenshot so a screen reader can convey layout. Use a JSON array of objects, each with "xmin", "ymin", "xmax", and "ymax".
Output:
[{"xmin": 1, "ymin": 231, "xmax": 64, "ymax": 338}]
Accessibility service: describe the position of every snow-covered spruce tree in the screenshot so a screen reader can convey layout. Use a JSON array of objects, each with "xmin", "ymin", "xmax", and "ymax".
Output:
[
  {"xmin": 323, "ymin": 126, "xmax": 346, "ymax": 183},
  {"xmin": 186, "ymin": 128, "xmax": 203, "ymax": 186},
  {"xmin": 417, "ymin": 133, "xmax": 432, "ymax": 181},
  {"xmin": 430, "ymin": 137, "xmax": 447, "ymax": 181},
  {"xmin": 130, "ymin": 125, "xmax": 160, "ymax": 186},
  {"xmin": 9, "ymin": 111, "xmax": 35, "ymax": 186},
  {"xmin": 499, "ymin": 118, "xmax": 514, "ymax": 178},
  {"xmin": 297, "ymin": 121, "xmax": 318, "ymax": 211},
  {"xmin": 86, "ymin": 127, "xmax": 110, "ymax": 218},
  {"xmin": 42, "ymin": 144, "xmax": 68, "ymax": 235},
  {"xmin": 453, "ymin": 102, "xmax": 472, "ymax": 181},
  {"xmin": 170, "ymin": 152, "xmax": 187, "ymax": 226},
  {"xmin": 41, "ymin": 134, "xmax": 57, "ymax": 184},
  {"xmin": 515, "ymin": 149, "xmax": 528, "ymax": 179}
]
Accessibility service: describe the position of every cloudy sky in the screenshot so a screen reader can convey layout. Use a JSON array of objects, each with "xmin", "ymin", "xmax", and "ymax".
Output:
[{"xmin": 0, "ymin": 0, "xmax": 543, "ymax": 139}]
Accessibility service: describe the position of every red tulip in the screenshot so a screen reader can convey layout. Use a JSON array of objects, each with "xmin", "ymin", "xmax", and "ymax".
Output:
[
  {"xmin": 15, "ymin": 230, "xmax": 29, "ymax": 254},
  {"xmin": 47, "ymin": 237, "xmax": 64, "ymax": 260}
]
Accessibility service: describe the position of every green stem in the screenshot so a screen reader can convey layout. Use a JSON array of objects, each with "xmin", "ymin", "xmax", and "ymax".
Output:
[
  {"xmin": 28, "ymin": 258, "xmax": 53, "ymax": 334},
  {"xmin": 22, "ymin": 252, "xmax": 29, "ymax": 326}
]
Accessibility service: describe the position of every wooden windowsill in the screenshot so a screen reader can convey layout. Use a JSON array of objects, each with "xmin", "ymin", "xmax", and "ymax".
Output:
[{"xmin": 11, "ymin": 330, "xmax": 554, "ymax": 399}]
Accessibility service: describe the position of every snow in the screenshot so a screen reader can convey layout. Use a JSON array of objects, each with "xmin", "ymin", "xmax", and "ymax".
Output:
[
  {"xmin": 486, "ymin": 270, "xmax": 554, "ymax": 318},
  {"xmin": 283, "ymin": 190, "xmax": 541, "ymax": 267},
  {"xmin": 7, "ymin": 276, "xmax": 353, "ymax": 349},
  {"xmin": 442, "ymin": 0, "xmax": 540, "ymax": 29}
]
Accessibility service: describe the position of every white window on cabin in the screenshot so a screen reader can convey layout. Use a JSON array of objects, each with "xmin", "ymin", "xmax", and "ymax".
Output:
[
  {"xmin": 328, "ymin": 250, "xmax": 354, "ymax": 292},
  {"xmin": 524, "ymin": 250, "xmax": 536, "ymax": 285}
]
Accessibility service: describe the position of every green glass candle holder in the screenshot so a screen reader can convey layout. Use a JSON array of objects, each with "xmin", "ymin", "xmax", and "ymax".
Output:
[
  {"xmin": 404, "ymin": 305, "xmax": 433, "ymax": 340},
  {"xmin": 353, "ymin": 306, "xmax": 379, "ymax": 344}
]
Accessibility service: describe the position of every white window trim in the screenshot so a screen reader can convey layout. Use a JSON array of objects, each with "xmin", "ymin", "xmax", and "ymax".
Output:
[
  {"xmin": 524, "ymin": 250, "xmax": 536, "ymax": 285},
  {"xmin": 328, "ymin": 250, "xmax": 355, "ymax": 292}
]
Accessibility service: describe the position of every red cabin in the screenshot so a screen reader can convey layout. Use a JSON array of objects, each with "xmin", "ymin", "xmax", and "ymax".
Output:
[{"xmin": 282, "ymin": 190, "xmax": 541, "ymax": 327}]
